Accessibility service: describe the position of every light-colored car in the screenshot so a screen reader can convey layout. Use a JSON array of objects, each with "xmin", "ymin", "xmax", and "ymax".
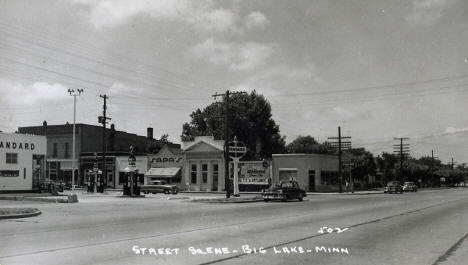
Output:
[
  {"xmin": 141, "ymin": 180, "xmax": 179, "ymax": 195},
  {"xmin": 384, "ymin": 181, "xmax": 403, "ymax": 194},
  {"xmin": 403, "ymin": 182, "xmax": 417, "ymax": 192}
]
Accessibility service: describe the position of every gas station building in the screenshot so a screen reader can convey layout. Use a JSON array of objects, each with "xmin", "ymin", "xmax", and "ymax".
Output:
[{"xmin": 0, "ymin": 132, "xmax": 47, "ymax": 192}]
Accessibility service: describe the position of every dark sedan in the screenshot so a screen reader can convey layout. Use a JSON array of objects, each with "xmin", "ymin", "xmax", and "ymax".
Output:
[{"xmin": 262, "ymin": 181, "xmax": 307, "ymax": 202}]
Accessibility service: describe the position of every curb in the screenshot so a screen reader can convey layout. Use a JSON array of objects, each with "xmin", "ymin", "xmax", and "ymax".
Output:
[
  {"xmin": 0, "ymin": 209, "xmax": 42, "ymax": 220},
  {"xmin": 0, "ymin": 196, "xmax": 78, "ymax": 203},
  {"xmin": 190, "ymin": 197, "xmax": 263, "ymax": 203}
]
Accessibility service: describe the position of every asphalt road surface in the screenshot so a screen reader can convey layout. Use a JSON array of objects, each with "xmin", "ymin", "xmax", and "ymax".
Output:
[{"xmin": 1, "ymin": 189, "xmax": 468, "ymax": 265}]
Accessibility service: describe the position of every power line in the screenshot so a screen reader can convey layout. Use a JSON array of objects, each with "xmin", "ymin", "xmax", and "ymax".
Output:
[
  {"xmin": 267, "ymin": 73, "xmax": 468, "ymax": 98},
  {"xmin": 0, "ymin": 24, "xmax": 216, "ymax": 96},
  {"xmin": 269, "ymin": 82, "xmax": 468, "ymax": 109},
  {"xmin": 0, "ymin": 39, "xmax": 197, "ymax": 96},
  {"xmin": 0, "ymin": 21, "xmax": 220, "ymax": 88}
]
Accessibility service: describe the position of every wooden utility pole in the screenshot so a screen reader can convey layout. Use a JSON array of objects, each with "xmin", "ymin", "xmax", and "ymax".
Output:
[
  {"xmin": 212, "ymin": 90, "xmax": 246, "ymax": 198},
  {"xmin": 99, "ymin": 94, "xmax": 111, "ymax": 188},
  {"xmin": 328, "ymin": 126, "xmax": 351, "ymax": 193},
  {"xmin": 393, "ymin": 137, "xmax": 409, "ymax": 182}
]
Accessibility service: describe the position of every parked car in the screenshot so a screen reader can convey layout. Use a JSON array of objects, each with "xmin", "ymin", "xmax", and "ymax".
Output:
[
  {"xmin": 403, "ymin": 182, "xmax": 418, "ymax": 192},
  {"xmin": 141, "ymin": 180, "xmax": 179, "ymax": 195},
  {"xmin": 384, "ymin": 181, "xmax": 403, "ymax": 194},
  {"xmin": 39, "ymin": 180, "xmax": 65, "ymax": 193},
  {"xmin": 262, "ymin": 180, "xmax": 306, "ymax": 202}
]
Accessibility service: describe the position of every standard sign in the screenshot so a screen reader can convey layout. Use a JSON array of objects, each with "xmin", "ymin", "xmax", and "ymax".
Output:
[{"xmin": 228, "ymin": 137, "xmax": 247, "ymax": 159}]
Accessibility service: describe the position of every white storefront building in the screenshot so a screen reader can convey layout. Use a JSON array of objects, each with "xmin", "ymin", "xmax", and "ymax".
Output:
[
  {"xmin": 182, "ymin": 136, "xmax": 225, "ymax": 192},
  {"xmin": 0, "ymin": 132, "xmax": 47, "ymax": 191}
]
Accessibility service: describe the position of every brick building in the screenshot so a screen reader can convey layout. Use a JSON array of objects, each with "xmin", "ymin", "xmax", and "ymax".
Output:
[{"xmin": 18, "ymin": 121, "xmax": 172, "ymax": 188}]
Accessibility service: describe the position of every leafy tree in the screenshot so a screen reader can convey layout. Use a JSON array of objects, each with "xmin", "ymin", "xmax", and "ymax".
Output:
[
  {"xmin": 286, "ymin": 136, "xmax": 333, "ymax": 154},
  {"xmin": 375, "ymin": 153, "xmax": 398, "ymax": 183},
  {"xmin": 343, "ymin": 148, "xmax": 376, "ymax": 187},
  {"xmin": 147, "ymin": 134, "xmax": 171, "ymax": 154},
  {"xmin": 181, "ymin": 91, "xmax": 286, "ymax": 159}
]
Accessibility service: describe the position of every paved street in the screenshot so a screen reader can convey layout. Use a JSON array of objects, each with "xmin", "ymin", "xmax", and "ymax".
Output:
[{"xmin": 1, "ymin": 189, "xmax": 468, "ymax": 265}]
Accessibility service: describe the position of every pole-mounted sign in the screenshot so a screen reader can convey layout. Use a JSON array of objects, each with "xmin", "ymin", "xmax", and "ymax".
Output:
[
  {"xmin": 93, "ymin": 152, "xmax": 99, "ymax": 172},
  {"xmin": 228, "ymin": 136, "xmax": 247, "ymax": 159},
  {"xmin": 228, "ymin": 136, "xmax": 247, "ymax": 196},
  {"xmin": 128, "ymin": 145, "xmax": 136, "ymax": 168}
]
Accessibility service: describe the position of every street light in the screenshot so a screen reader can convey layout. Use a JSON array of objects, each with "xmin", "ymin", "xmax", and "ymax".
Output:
[{"xmin": 68, "ymin": 88, "xmax": 83, "ymax": 194}]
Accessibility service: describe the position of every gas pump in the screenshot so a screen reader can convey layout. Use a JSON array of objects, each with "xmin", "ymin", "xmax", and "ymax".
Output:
[
  {"xmin": 123, "ymin": 171, "xmax": 131, "ymax": 196},
  {"xmin": 132, "ymin": 170, "xmax": 141, "ymax": 196},
  {"xmin": 123, "ymin": 145, "xmax": 140, "ymax": 196},
  {"xmin": 86, "ymin": 170, "xmax": 94, "ymax": 193},
  {"xmin": 97, "ymin": 173, "xmax": 105, "ymax": 193},
  {"xmin": 88, "ymin": 153, "xmax": 100, "ymax": 193}
]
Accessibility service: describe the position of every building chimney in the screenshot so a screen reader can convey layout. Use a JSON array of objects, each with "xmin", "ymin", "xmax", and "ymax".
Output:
[
  {"xmin": 147, "ymin": 127, "xmax": 153, "ymax": 139},
  {"xmin": 42, "ymin": 120, "xmax": 47, "ymax": 135},
  {"xmin": 109, "ymin": 124, "xmax": 115, "ymax": 151}
]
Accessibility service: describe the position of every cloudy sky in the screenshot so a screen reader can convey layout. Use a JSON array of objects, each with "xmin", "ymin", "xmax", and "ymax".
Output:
[{"xmin": 0, "ymin": 0, "xmax": 467, "ymax": 163}]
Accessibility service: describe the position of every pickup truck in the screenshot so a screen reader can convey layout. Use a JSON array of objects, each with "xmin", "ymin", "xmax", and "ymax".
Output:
[
  {"xmin": 140, "ymin": 180, "xmax": 179, "ymax": 195},
  {"xmin": 262, "ymin": 180, "xmax": 307, "ymax": 202}
]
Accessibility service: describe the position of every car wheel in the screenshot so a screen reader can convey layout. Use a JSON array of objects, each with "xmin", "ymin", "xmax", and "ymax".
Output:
[
  {"xmin": 264, "ymin": 199, "xmax": 270, "ymax": 202},
  {"xmin": 164, "ymin": 189, "xmax": 170, "ymax": 194},
  {"xmin": 298, "ymin": 194, "xmax": 303, "ymax": 202}
]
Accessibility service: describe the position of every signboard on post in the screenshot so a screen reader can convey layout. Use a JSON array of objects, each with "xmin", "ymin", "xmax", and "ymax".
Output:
[
  {"xmin": 227, "ymin": 137, "xmax": 247, "ymax": 196},
  {"xmin": 239, "ymin": 161, "xmax": 269, "ymax": 185},
  {"xmin": 228, "ymin": 139, "xmax": 247, "ymax": 159}
]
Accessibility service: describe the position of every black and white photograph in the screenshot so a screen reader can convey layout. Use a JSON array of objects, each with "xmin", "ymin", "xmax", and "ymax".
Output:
[{"xmin": 1, "ymin": 0, "xmax": 468, "ymax": 264}]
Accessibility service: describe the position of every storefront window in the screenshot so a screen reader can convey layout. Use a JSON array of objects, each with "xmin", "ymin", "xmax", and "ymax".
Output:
[
  {"xmin": 191, "ymin": 164, "xmax": 197, "ymax": 184},
  {"xmin": 202, "ymin": 164, "xmax": 208, "ymax": 183},
  {"xmin": 212, "ymin": 164, "xmax": 219, "ymax": 190},
  {"xmin": 321, "ymin": 171, "xmax": 339, "ymax": 185},
  {"xmin": 53, "ymin": 143, "xmax": 58, "ymax": 157},
  {"xmin": 64, "ymin": 142, "xmax": 69, "ymax": 158},
  {"xmin": 6, "ymin": 153, "xmax": 18, "ymax": 164}
]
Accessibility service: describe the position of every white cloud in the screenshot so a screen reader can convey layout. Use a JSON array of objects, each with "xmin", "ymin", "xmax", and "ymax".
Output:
[
  {"xmin": 407, "ymin": 0, "xmax": 457, "ymax": 25},
  {"xmin": 445, "ymin": 126, "xmax": 468, "ymax": 134},
  {"xmin": 189, "ymin": 38, "xmax": 274, "ymax": 71},
  {"xmin": 0, "ymin": 78, "xmax": 68, "ymax": 106},
  {"xmin": 70, "ymin": 0, "xmax": 269, "ymax": 33},
  {"xmin": 244, "ymin": 11, "xmax": 270, "ymax": 29},
  {"xmin": 235, "ymin": 63, "xmax": 324, "ymax": 96}
]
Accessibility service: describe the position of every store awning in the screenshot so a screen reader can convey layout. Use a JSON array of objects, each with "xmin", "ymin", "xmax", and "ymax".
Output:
[
  {"xmin": 145, "ymin": 167, "xmax": 181, "ymax": 178},
  {"xmin": 56, "ymin": 160, "xmax": 79, "ymax": 170}
]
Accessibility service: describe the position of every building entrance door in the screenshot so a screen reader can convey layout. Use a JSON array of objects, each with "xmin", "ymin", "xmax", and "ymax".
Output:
[
  {"xmin": 212, "ymin": 164, "xmax": 219, "ymax": 191},
  {"xmin": 32, "ymin": 155, "xmax": 45, "ymax": 190},
  {"xmin": 308, "ymin": 170, "xmax": 316, "ymax": 192}
]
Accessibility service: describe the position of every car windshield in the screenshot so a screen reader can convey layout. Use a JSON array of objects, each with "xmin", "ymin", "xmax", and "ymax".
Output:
[{"xmin": 281, "ymin": 182, "xmax": 294, "ymax": 188}]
